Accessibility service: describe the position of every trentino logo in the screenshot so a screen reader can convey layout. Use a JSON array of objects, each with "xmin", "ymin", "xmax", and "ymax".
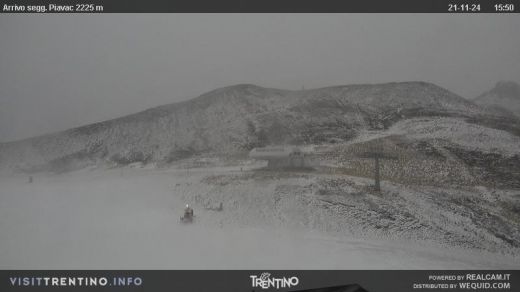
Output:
[{"xmin": 250, "ymin": 272, "xmax": 299, "ymax": 289}]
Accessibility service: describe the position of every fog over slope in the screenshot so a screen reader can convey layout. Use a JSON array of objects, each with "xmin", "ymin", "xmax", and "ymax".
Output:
[
  {"xmin": 1, "ymin": 167, "xmax": 518, "ymax": 269},
  {"xmin": 474, "ymin": 81, "xmax": 520, "ymax": 118},
  {"xmin": 0, "ymin": 81, "xmax": 508, "ymax": 173}
]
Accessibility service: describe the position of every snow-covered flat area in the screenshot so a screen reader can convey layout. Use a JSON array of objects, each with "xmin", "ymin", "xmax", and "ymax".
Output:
[{"xmin": 0, "ymin": 166, "xmax": 518, "ymax": 269}]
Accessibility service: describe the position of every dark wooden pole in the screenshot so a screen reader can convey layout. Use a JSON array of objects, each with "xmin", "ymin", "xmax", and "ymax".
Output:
[{"xmin": 359, "ymin": 149, "xmax": 396, "ymax": 193}]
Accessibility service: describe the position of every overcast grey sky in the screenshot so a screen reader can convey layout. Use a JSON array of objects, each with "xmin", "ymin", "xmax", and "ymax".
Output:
[{"xmin": 0, "ymin": 14, "xmax": 519, "ymax": 142}]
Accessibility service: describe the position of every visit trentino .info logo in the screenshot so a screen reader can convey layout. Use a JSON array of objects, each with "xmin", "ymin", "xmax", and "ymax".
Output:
[{"xmin": 250, "ymin": 272, "xmax": 299, "ymax": 289}]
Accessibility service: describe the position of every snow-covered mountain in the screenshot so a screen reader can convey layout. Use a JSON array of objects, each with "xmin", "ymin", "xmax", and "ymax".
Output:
[
  {"xmin": 474, "ymin": 81, "xmax": 520, "ymax": 118},
  {"xmin": 0, "ymin": 81, "xmax": 515, "ymax": 173}
]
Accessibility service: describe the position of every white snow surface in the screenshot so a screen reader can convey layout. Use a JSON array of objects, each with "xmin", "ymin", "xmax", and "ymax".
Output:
[
  {"xmin": 1, "ymin": 166, "xmax": 518, "ymax": 269},
  {"xmin": 353, "ymin": 117, "xmax": 520, "ymax": 156}
]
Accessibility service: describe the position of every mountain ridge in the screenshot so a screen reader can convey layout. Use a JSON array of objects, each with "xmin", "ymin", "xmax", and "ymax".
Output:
[
  {"xmin": 0, "ymin": 81, "xmax": 515, "ymax": 173},
  {"xmin": 0, "ymin": 81, "xmax": 479, "ymax": 145}
]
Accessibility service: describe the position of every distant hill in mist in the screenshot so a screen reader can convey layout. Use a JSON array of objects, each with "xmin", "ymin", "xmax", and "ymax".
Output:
[{"xmin": 474, "ymin": 81, "xmax": 520, "ymax": 118}]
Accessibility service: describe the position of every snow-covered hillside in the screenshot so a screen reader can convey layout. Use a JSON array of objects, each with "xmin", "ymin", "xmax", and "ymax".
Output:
[
  {"xmin": 1, "ymin": 82, "xmax": 519, "ymax": 269},
  {"xmin": 301, "ymin": 115, "xmax": 520, "ymax": 190},
  {"xmin": 381, "ymin": 117, "xmax": 520, "ymax": 157},
  {"xmin": 0, "ymin": 82, "xmax": 498, "ymax": 173}
]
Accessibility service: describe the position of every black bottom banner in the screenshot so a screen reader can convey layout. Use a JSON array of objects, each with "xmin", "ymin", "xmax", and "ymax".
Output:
[{"xmin": 1, "ymin": 270, "xmax": 518, "ymax": 292}]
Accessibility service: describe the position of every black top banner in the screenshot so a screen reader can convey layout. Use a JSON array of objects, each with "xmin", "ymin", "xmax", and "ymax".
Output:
[{"xmin": 1, "ymin": 0, "xmax": 519, "ymax": 13}]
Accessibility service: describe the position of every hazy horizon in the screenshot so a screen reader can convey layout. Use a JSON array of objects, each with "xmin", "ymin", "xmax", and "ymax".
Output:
[{"xmin": 1, "ymin": 14, "xmax": 519, "ymax": 142}]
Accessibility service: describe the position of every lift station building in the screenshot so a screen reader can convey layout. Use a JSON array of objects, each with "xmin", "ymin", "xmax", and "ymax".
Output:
[{"xmin": 249, "ymin": 146, "xmax": 312, "ymax": 169}]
